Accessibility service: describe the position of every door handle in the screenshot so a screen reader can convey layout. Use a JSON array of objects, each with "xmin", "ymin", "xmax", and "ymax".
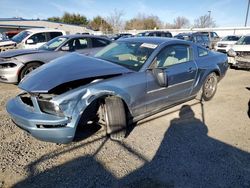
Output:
[{"xmin": 188, "ymin": 67, "xmax": 195, "ymax": 73}]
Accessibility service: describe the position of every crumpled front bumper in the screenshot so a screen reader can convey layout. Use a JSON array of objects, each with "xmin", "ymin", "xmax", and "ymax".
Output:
[
  {"xmin": 6, "ymin": 96, "xmax": 75, "ymax": 143},
  {"xmin": 228, "ymin": 56, "xmax": 250, "ymax": 69}
]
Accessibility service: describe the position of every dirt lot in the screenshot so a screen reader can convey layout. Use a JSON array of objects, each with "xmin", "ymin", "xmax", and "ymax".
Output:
[{"xmin": 0, "ymin": 69, "xmax": 249, "ymax": 188}]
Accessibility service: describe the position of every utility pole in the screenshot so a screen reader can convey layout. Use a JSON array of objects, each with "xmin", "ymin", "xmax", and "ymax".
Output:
[
  {"xmin": 245, "ymin": 0, "xmax": 250, "ymax": 26},
  {"xmin": 208, "ymin": 11, "xmax": 211, "ymax": 27},
  {"xmin": 208, "ymin": 11, "xmax": 211, "ymax": 20}
]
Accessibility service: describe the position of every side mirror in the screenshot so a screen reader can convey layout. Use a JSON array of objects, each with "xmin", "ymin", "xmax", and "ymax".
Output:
[
  {"xmin": 61, "ymin": 46, "xmax": 70, "ymax": 51},
  {"xmin": 152, "ymin": 68, "xmax": 168, "ymax": 87},
  {"xmin": 26, "ymin": 39, "xmax": 35, "ymax": 44}
]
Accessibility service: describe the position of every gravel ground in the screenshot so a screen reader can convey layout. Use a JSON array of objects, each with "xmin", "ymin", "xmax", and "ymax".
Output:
[{"xmin": 0, "ymin": 69, "xmax": 249, "ymax": 188}]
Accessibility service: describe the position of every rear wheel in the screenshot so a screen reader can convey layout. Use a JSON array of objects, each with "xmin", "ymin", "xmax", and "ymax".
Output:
[
  {"xmin": 102, "ymin": 96, "xmax": 127, "ymax": 141},
  {"xmin": 202, "ymin": 72, "xmax": 218, "ymax": 101},
  {"xmin": 19, "ymin": 62, "xmax": 41, "ymax": 81}
]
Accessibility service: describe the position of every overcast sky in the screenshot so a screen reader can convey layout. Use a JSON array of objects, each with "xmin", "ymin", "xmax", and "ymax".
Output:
[{"xmin": 0, "ymin": 0, "xmax": 248, "ymax": 27}]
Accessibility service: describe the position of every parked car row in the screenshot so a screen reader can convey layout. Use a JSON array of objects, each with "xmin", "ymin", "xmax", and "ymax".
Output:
[{"xmin": 0, "ymin": 34, "xmax": 111, "ymax": 83}]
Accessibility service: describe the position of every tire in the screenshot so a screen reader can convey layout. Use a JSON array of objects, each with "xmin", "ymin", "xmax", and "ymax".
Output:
[
  {"xmin": 202, "ymin": 72, "xmax": 218, "ymax": 101},
  {"xmin": 19, "ymin": 62, "xmax": 41, "ymax": 81},
  {"xmin": 104, "ymin": 96, "xmax": 127, "ymax": 141}
]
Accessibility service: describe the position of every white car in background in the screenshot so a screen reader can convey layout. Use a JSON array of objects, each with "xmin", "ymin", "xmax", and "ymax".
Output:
[
  {"xmin": 215, "ymin": 35, "xmax": 241, "ymax": 53},
  {"xmin": 11, "ymin": 28, "xmax": 66, "ymax": 49},
  {"xmin": 227, "ymin": 35, "xmax": 250, "ymax": 70},
  {"xmin": 0, "ymin": 33, "xmax": 16, "ymax": 52}
]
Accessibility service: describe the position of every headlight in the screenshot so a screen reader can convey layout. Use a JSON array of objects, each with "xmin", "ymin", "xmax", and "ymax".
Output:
[
  {"xmin": 38, "ymin": 100, "xmax": 64, "ymax": 117},
  {"xmin": 0, "ymin": 62, "xmax": 17, "ymax": 69},
  {"xmin": 227, "ymin": 49, "xmax": 237, "ymax": 57}
]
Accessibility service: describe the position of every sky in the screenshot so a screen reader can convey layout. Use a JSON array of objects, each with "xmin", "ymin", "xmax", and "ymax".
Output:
[{"xmin": 0, "ymin": 0, "xmax": 248, "ymax": 27}]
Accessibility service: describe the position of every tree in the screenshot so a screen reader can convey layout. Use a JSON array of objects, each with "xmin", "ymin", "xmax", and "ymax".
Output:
[
  {"xmin": 48, "ymin": 16, "xmax": 61, "ymax": 22},
  {"xmin": 173, "ymin": 16, "xmax": 190, "ymax": 29},
  {"xmin": 194, "ymin": 14, "xmax": 216, "ymax": 28},
  {"xmin": 125, "ymin": 14, "xmax": 162, "ymax": 30},
  {"xmin": 106, "ymin": 9, "xmax": 124, "ymax": 33},
  {"xmin": 62, "ymin": 12, "xmax": 88, "ymax": 25},
  {"xmin": 47, "ymin": 12, "xmax": 88, "ymax": 26},
  {"xmin": 88, "ymin": 16, "xmax": 113, "ymax": 33}
]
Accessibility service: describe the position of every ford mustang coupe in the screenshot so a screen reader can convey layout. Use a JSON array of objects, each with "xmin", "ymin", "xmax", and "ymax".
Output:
[{"xmin": 6, "ymin": 37, "xmax": 228, "ymax": 143}]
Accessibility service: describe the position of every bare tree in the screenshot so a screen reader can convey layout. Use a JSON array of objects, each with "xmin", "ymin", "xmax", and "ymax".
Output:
[
  {"xmin": 173, "ymin": 16, "xmax": 190, "ymax": 29},
  {"xmin": 193, "ymin": 14, "xmax": 216, "ymax": 28},
  {"xmin": 107, "ymin": 9, "xmax": 124, "ymax": 33}
]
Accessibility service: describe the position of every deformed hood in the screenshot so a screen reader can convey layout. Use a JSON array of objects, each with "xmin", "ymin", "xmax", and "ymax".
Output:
[
  {"xmin": 19, "ymin": 53, "xmax": 133, "ymax": 93},
  {"xmin": 0, "ymin": 48, "xmax": 44, "ymax": 58}
]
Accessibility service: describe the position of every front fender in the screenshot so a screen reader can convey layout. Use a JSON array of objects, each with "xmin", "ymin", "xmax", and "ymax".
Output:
[{"xmin": 70, "ymin": 86, "xmax": 132, "ymax": 131}]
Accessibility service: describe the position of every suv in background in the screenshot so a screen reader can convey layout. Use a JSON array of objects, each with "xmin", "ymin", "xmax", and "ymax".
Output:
[
  {"xmin": 11, "ymin": 28, "xmax": 66, "ymax": 49},
  {"xmin": 136, "ymin": 31, "xmax": 172, "ymax": 38},
  {"xmin": 215, "ymin": 35, "xmax": 241, "ymax": 53},
  {"xmin": 174, "ymin": 32, "xmax": 211, "ymax": 49},
  {"xmin": 200, "ymin": 31, "xmax": 220, "ymax": 49}
]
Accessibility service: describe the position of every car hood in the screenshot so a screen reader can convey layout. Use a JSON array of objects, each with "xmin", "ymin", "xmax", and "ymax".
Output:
[
  {"xmin": 217, "ymin": 41, "xmax": 236, "ymax": 45},
  {"xmin": 0, "ymin": 40, "xmax": 16, "ymax": 47},
  {"xmin": 0, "ymin": 48, "xmax": 46, "ymax": 58},
  {"xmin": 232, "ymin": 44, "xmax": 250, "ymax": 52},
  {"xmin": 19, "ymin": 53, "xmax": 134, "ymax": 93}
]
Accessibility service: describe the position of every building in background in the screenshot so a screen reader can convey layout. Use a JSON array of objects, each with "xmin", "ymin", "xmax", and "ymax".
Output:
[{"xmin": 0, "ymin": 18, "xmax": 94, "ymax": 35}]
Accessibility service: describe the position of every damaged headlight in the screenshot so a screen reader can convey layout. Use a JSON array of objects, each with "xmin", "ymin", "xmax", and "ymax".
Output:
[
  {"xmin": 38, "ymin": 100, "xmax": 64, "ymax": 117},
  {"xmin": 227, "ymin": 49, "xmax": 237, "ymax": 57},
  {"xmin": 0, "ymin": 62, "xmax": 17, "ymax": 69}
]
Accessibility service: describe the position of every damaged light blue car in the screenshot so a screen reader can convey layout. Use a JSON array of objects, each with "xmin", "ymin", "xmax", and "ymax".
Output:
[{"xmin": 6, "ymin": 37, "xmax": 228, "ymax": 143}]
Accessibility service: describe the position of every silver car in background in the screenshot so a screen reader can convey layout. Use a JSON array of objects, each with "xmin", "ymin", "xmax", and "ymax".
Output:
[{"xmin": 0, "ymin": 35, "xmax": 111, "ymax": 83}]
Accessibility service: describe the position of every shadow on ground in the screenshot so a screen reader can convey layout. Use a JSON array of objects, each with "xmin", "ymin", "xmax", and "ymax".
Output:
[{"xmin": 13, "ymin": 103, "xmax": 250, "ymax": 188}]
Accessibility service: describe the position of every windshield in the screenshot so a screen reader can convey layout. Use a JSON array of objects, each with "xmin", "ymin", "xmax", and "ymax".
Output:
[
  {"xmin": 95, "ymin": 41, "xmax": 156, "ymax": 71},
  {"xmin": 39, "ymin": 37, "xmax": 67, "ymax": 51},
  {"xmin": 12, "ymin": 30, "xmax": 31, "ymax": 43},
  {"xmin": 236, "ymin": 36, "xmax": 250, "ymax": 45},
  {"xmin": 222, "ymin": 36, "xmax": 240, "ymax": 41}
]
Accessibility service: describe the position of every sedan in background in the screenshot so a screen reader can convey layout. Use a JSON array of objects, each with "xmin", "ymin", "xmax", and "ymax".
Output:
[
  {"xmin": 215, "ymin": 35, "xmax": 241, "ymax": 53},
  {"xmin": 6, "ymin": 37, "xmax": 228, "ymax": 143},
  {"xmin": 0, "ymin": 35, "xmax": 111, "ymax": 83}
]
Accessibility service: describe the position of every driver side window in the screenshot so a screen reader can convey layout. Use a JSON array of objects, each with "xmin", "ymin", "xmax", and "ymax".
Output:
[
  {"xmin": 156, "ymin": 45, "xmax": 192, "ymax": 68},
  {"xmin": 28, "ymin": 32, "xmax": 46, "ymax": 43},
  {"xmin": 63, "ymin": 38, "xmax": 88, "ymax": 51}
]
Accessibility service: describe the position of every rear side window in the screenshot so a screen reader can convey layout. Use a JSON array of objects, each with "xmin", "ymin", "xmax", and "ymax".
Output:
[
  {"xmin": 28, "ymin": 32, "xmax": 46, "ymax": 43},
  {"xmin": 198, "ymin": 47, "xmax": 208, "ymax": 57},
  {"xmin": 92, "ymin": 38, "xmax": 110, "ymax": 47},
  {"xmin": 165, "ymin": 33, "xmax": 172, "ymax": 38},
  {"xmin": 49, "ymin": 32, "xmax": 63, "ymax": 40},
  {"xmin": 194, "ymin": 35, "xmax": 203, "ymax": 43}
]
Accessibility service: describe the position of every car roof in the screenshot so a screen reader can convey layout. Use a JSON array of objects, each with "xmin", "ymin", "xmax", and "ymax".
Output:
[
  {"xmin": 138, "ymin": 31, "xmax": 171, "ymax": 34},
  {"xmin": 58, "ymin": 34, "xmax": 112, "ymax": 40},
  {"xmin": 118, "ymin": 37, "xmax": 185, "ymax": 45},
  {"xmin": 25, "ymin": 28, "xmax": 65, "ymax": 33}
]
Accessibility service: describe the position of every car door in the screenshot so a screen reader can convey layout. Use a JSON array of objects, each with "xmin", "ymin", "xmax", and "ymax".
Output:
[{"xmin": 145, "ymin": 44, "xmax": 197, "ymax": 113}]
